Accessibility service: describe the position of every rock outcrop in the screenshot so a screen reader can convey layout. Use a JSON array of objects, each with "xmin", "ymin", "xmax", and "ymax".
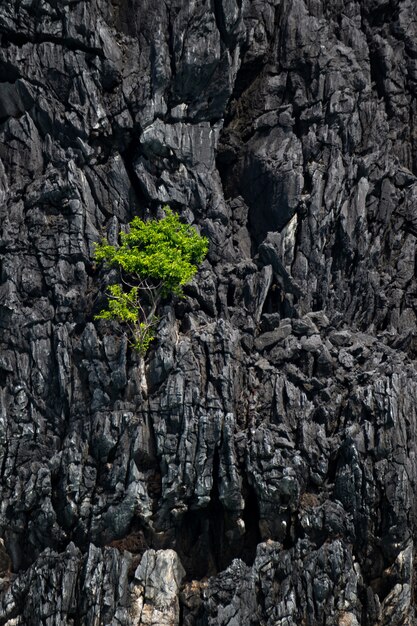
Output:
[{"xmin": 1, "ymin": 0, "xmax": 417, "ymax": 624}]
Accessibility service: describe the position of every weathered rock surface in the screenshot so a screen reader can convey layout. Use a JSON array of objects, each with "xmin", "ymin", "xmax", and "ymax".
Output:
[{"xmin": 1, "ymin": 0, "xmax": 417, "ymax": 624}]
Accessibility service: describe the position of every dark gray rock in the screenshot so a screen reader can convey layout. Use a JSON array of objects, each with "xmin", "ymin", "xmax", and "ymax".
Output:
[
  {"xmin": 1, "ymin": 0, "xmax": 417, "ymax": 623},
  {"xmin": 254, "ymin": 322, "xmax": 292, "ymax": 351}
]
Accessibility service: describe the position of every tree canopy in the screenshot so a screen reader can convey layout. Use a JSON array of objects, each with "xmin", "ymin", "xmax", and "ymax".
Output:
[{"xmin": 94, "ymin": 207, "xmax": 208, "ymax": 354}]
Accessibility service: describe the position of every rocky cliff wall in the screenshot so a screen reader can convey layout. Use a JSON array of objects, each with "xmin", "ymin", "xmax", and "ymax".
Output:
[{"xmin": 1, "ymin": 0, "xmax": 417, "ymax": 624}]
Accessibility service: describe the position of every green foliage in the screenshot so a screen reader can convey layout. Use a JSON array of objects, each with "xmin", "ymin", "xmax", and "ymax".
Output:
[
  {"xmin": 94, "ymin": 207, "xmax": 208, "ymax": 355},
  {"xmin": 95, "ymin": 285, "xmax": 139, "ymax": 323}
]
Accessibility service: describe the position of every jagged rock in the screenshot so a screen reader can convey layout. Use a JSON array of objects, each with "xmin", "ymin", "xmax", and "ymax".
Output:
[
  {"xmin": 1, "ymin": 0, "xmax": 417, "ymax": 624},
  {"xmin": 131, "ymin": 549, "xmax": 185, "ymax": 626},
  {"xmin": 254, "ymin": 322, "xmax": 292, "ymax": 351}
]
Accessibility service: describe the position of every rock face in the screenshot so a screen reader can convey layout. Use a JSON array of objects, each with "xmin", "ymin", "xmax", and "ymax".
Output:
[{"xmin": 1, "ymin": 0, "xmax": 417, "ymax": 624}]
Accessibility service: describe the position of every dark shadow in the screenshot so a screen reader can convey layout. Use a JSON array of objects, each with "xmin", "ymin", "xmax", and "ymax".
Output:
[{"xmin": 175, "ymin": 451, "xmax": 261, "ymax": 580}]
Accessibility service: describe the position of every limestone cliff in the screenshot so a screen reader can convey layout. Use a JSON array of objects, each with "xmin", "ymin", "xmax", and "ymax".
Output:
[{"xmin": 0, "ymin": 1, "xmax": 417, "ymax": 624}]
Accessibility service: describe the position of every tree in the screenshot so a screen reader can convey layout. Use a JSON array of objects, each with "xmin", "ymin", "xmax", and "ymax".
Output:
[{"xmin": 93, "ymin": 207, "xmax": 208, "ymax": 354}]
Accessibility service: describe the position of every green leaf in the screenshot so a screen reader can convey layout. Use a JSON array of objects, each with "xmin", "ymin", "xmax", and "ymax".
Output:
[{"xmin": 93, "ymin": 207, "xmax": 208, "ymax": 354}]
